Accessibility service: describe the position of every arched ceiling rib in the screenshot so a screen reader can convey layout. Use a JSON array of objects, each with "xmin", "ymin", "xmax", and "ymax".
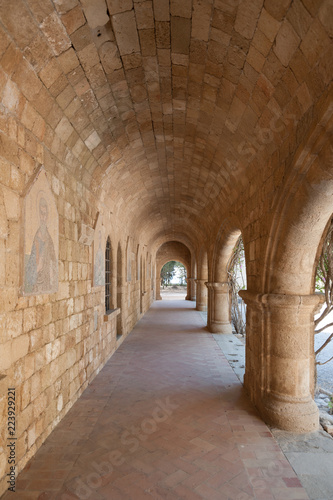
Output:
[{"xmin": 1, "ymin": 0, "xmax": 332, "ymax": 245}]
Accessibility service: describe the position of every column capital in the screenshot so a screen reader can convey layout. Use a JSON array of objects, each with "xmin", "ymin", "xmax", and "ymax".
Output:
[
  {"xmin": 195, "ymin": 278, "xmax": 207, "ymax": 284},
  {"xmin": 205, "ymin": 281, "xmax": 229, "ymax": 291},
  {"xmin": 239, "ymin": 290, "xmax": 321, "ymax": 310}
]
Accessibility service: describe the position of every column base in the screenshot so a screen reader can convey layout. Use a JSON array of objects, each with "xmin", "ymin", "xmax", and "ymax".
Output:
[
  {"xmin": 208, "ymin": 321, "xmax": 233, "ymax": 334},
  {"xmin": 196, "ymin": 305, "xmax": 207, "ymax": 312},
  {"xmin": 259, "ymin": 393, "xmax": 319, "ymax": 433}
]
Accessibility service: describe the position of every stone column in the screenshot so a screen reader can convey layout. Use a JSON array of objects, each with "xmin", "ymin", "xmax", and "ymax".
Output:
[
  {"xmin": 239, "ymin": 290, "xmax": 320, "ymax": 433},
  {"xmin": 191, "ymin": 277, "xmax": 196, "ymax": 301},
  {"xmin": 155, "ymin": 277, "xmax": 161, "ymax": 300},
  {"xmin": 186, "ymin": 277, "xmax": 196, "ymax": 300},
  {"xmin": 206, "ymin": 282, "xmax": 232, "ymax": 333},
  {"xmin": 196, "ymin": 279, "xmax": 207, "ymax": 311}
]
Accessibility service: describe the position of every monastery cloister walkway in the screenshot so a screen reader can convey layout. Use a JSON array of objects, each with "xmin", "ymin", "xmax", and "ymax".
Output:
[{"xmin": 2, "ymin": 300, "xmax": 309, "ymax": 500}]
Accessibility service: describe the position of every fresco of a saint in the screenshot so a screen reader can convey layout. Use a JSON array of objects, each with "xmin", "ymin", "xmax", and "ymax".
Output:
[{"xmin": 25, "ymin": 197, "xmax": 57, "ymax": 294}]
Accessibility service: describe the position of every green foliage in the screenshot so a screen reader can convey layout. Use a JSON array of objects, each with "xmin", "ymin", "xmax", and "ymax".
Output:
[
  {"xmin": 160, "ymin": 261, "xmax": 176, "ymax": 286},
  {"xmin": 160, "ymin": 261, "xmax": 187, "ymax": 286},
  {"xmin": 315, "ymin": 217, "xmax": 333, "ymax": 367},
  {"xmin": 315, "ymin": 246, "xmax": 328, "ymax": 293},
  {"xmin": 328, "ymin": 395, "xmax": 333, "ymax": 414},
  {"xmin": 175, "ymin": 262, "xmax": 187, "ymax": 285}
]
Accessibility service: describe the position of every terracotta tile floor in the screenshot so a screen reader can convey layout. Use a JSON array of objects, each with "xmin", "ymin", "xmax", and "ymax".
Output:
[{"xmin": 1, "ymin": 300, "xmax": 309, "ymax": 500}]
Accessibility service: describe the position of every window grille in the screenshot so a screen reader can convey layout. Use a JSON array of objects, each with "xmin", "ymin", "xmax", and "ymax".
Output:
[{"xmin": 105, "ymin": 237, "xmax": 112, "ymax": 312}]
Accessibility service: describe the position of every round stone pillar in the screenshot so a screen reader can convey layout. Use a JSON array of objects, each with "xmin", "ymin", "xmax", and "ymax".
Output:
[
  {"xmin": 206, "ymin": 282, "xmax": 232, "ymax": 333},
  {"xmin": 196, "ymin": 279, "xmax": 207, "ymax": 311},
  {"xmin": 186, "ymin": 277, "xmax": 196, "ymax": 301},
  {"xmin": 239, "ymin": 290, "xmax": 320, "ymax": 433}
]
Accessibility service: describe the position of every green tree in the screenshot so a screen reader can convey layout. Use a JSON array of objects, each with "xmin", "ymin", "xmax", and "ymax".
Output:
[
  {"xmin": 175, "ymin": 262, "xmax": 187, "ymax": 285},
  {"xmin": 160, "ymin": 261, "xmax": 176, "ymax": 287}
]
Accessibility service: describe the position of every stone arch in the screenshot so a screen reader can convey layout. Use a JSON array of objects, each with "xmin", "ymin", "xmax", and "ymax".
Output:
[
  {"xmin": 240, "ymin": 112, "xmax": 333, "ymax": 433},
  {"xmin": 207, "ymin": 218, "xmax": 243, "ymax": 333},
  {"xmin": 211, "ymin": 219, "xmax": 242, "ymax": 283},
  {"xmin": 265, "ymin": 145, "xmax": 333, "ymax": 295},
  {"xmin": 155, "ymin": 241, "xmax": 191, "ymax": 301},
  {"xmin": 151, "ymin": 232, "xmax": 195, "ymax": 258}
]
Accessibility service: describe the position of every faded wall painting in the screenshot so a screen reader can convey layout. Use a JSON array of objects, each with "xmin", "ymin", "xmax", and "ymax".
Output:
[
  {"xmin": 23, "ymin": 167, "xmax": 58, "ymax": 295},
  {"xmin": 93, "ymin": 213, "xmax": 105, "ymax": 286}
]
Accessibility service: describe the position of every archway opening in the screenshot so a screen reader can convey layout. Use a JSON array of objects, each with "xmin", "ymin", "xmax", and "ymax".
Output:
[
  {"xmin": 227, "ymin": 235, "xmax": 247, "ymax": 337},
  {"xmin": 160, "ymin": 261, "xmax": 187, "ymax": 300},
  {"xmin": 313, "ymin": 215, "xmax": 333, "ymax": 423}
]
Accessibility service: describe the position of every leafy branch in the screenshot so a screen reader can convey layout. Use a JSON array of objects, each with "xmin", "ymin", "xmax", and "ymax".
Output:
[
  {"xmin": 315, "ymin": 218, "xmax": 333, "ymax": 365},
  {"xmin": 227, "ymin": 236, "xmax": 246, "ymax": 336}
]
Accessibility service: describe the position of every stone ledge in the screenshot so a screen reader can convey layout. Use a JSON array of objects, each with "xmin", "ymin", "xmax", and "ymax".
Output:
[{"xmin": 104, "ymin": 308, "xmax": 120, "ymax": 322}]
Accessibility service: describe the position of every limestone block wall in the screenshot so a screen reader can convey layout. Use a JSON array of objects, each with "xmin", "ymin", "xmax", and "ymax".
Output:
[
  {"xmin": 0, "ymin": 130, "xmax": 154, "ymax": 497},
  {"xmin": 0, "ymin": 0, "xmax": 332, "ymax": 482}
]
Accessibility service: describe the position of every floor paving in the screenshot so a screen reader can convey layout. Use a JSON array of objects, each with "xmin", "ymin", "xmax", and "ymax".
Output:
[{"xmin": 1, "ymin": 300, "xmax": 315, "ymax": 499}]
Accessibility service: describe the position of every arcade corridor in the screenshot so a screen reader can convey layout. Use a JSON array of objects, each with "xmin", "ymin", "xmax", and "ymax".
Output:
[
  {"xmin": 0, "ymin": 0, "xmax": 333, "ymax": 495},
  {"xmin": 1, "ymin": 301, "xmax": 308, "ymax": 500}
]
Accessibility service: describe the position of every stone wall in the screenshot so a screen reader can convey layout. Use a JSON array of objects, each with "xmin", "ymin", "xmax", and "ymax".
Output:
[
  {"xmin": 0, "ymin": 128, "xmax": 154, "ymax": 497},
  {"xmin": 0, "ymin": 0, "xmax": 333, "ymax": 494}
]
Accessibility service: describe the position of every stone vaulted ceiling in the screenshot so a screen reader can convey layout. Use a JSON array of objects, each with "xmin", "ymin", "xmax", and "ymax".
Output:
[{"xmin": 1, "ymin": 0, "xmax": 332, "ymax": 246}]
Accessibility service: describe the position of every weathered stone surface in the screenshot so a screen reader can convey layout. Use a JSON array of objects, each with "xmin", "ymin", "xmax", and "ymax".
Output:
[
  {"xmin": 153, "ymin": 0, "xmax": 169, "ymax": 21},
  {"xmin": 61, "ymin": 5, "xmax": 86, "ymax": 34},
  {"xmin": 171, "ymin": 17, "xmax": 191, "ymax": 55},
  {"xmin": 192, "ymin": 0, "xmax": 212, "ymax": 42},
  {"xmin": 274, "ymin": 20, "xmax": 300, "ymax": 67},
  {"xmin": 0, "ymin": 1, "xmax": 333, "ymax": 496},
  {"xmin": 112, "ymin": 11, "xmax": 140, "ymax": 55},
  {"xmin": 170, "ymin": 0, "xmax": 192, "ymax": 19},
  {"xmin": 135, "ymin": 1, "xmax": 154, "ymax": 29},
  {"xmin": 80, "ymin": 0, "xmax": 109, "ymax": 29},
  {"xmin": 0, "ymin": 0, "xmax": 36, "ymax": 50},
  {"xmin": 40, "ymin": 12, "xmax": 72, "ymax": 56},
  {"xmin": 106, "ymin": 0, "xmax": 133, "ymax": 15},
  {"xmin": 99, "ymin": 41, "xmax": 122, "ymax": 74}
]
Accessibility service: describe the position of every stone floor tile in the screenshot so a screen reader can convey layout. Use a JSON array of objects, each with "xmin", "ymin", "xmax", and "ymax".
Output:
[
  {"xmin": 180, "ymin": 468, "xmax": 212, "ymax": 489},
  {"xmin": 0, "ymin": 301, "xmax": 310, "ymax": 500}
]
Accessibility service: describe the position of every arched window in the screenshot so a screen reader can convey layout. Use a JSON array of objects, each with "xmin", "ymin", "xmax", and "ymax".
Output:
[
  {"xmin": 105, "ymin": 237, "xmax": 112, "ymax": 313},
  {"xmin": 126, "ymin": 237, "xmax": 131, "ymax": 282}
]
